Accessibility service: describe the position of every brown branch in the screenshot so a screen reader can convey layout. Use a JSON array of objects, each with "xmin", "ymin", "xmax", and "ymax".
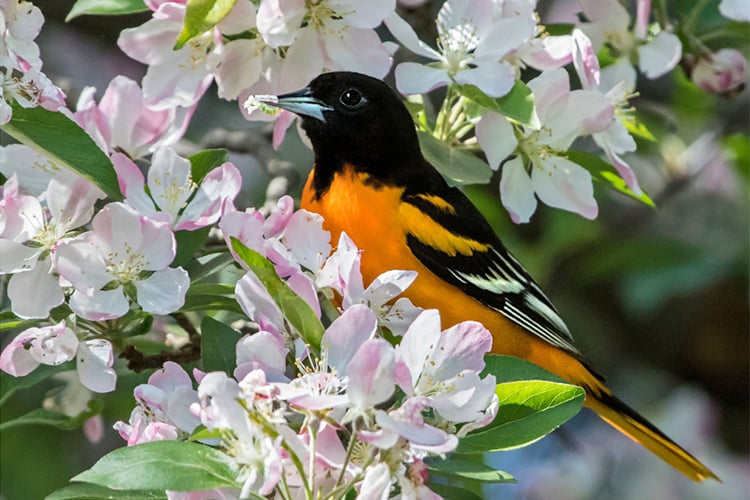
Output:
[{"xmin": 119, "ymin": 313, "xmax": 202, "ymax": 372}]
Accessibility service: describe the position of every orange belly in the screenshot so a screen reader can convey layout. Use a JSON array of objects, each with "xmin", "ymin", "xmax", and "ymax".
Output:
[{"xmin": 301, "ymin": 166, "xmax": 601, "ymax": 389}]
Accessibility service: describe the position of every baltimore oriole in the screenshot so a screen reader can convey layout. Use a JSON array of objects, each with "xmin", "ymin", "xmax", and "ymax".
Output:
[{"xmin": 267, "ymin": 71, "xmax": 718, "ymax": 482}]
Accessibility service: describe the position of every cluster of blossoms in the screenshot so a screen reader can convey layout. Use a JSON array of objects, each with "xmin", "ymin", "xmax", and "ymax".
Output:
[
  {"xmin": 0, "ymin": 0, "xmax": 66, "ymax": 123},
  {"xmin": 115, "ymin": 201, "xmax": 498, "ymax": 498},
  {"xmin": 0, "ymin": 0, "xmax": 747, "ymax": 497}
]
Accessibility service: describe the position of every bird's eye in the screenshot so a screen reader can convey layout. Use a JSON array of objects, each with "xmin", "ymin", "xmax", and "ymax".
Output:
[{"xmin": 339, "ymin": 88, "xmax": 366, "ymax": 110}]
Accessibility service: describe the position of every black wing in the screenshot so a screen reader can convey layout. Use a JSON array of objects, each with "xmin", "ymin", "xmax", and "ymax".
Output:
[{"xmin": 401, "ymin": 176, "xmax": 599, "ymax": 374}]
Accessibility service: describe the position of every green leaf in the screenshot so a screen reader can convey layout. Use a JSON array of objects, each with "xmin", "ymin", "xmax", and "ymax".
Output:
[
  {"xmin": 47, "ymin": 483, "xmax": 166, "ymax": 500},
  {"xmin": 544, "ymin": 23, "xmax": 575, "ymax": 36},
  {"xmin": 173, "ymin": 227, "xmax": 211, "ymax": 267},
  {"xmin": 0, "ymin": 311, "xmax": 38, "ymax": 331},
  {"xmin": 66, "ymin": 0, "xmax": 148, "ymax": 21},
  {"xmin": 175, "ymin": 0, "xmax": 237, "ymax": 49},
  {"xmin": 417, "ymin": 131, "xmax": 492, "ymax": 187},
  {"xmin": 481, "ymin": 354, "xmax": 567, "ymax": 384},
  {"xmin": 200, "ymin": 316, "xmax": 240, "ymax": 373},
  {"xmin": 1, "ymin": 104, "xmax": 120, "ymax": 200},
  {"xmin": 0, "ymin": 363, "xmax": 70, "ymax": 406},
  {"xmin": 0, "ymin": 399, "xmax": 103, "ymax": 432},
  {"xmin": 73, "ymin": 441, "xmax": 239, "ymax": 491},
  {"xmin": 624, "ymin": 118, "xmax": 656, "ymax": 141},
  {"xmin": 563, "ymin": 150, "xmax": 655, "ymax": 208},
  {"xmin": 231, "ymin": 238, "xmax": 325, "ymax": 352},
  {"xmin": 456, "ymin": 380, "xmax": 585, "ymax": 453},
  {"xmin": 183, "ymin": 252, "xmax": 236, "ymax": 283},
  {"xmin": 427, "ymin": 484, "xmax": 484, "ymax": 500},
  {"xmin": 427, "ymin": 457, "xmax": 515, "ymax": 483},
  {"xmin": 188, "ymin": 148, "xmax": 230, "ymax": 184},
  {"xmin": 455, "ymin": 81, "xmax": 539, "ymax": 128},
  {"xmin": 180, "ymin": 294, "xmax": 244, "ymax": 314}
]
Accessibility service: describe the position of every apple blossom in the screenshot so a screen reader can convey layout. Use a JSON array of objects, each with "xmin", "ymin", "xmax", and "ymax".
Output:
[
  {"xmin": 256, "ymin": 0, "xmax": 394, "ymax": 82},
  {"xmin": 578, "ymin": 0, "xmax": 682, "ymax": 80},
  {"xmin": 0, "ymin": 172, "xmax": 105, "ymax": 318},
  {"xmin": 73, "ymin": 76, "xmax": 192, "ymax": 158},
  {"xmin": 476, "ymin": 68, "xmax": 613, "ymax": 222},
  {"xmin": 112, "ymin": 147, "xmax": 241, "ymax": 231},
  {"xmin": 318, "ymin": 232, "xmax": 423, "ymax": 335},
  {"xmin": 0, "ymin": 0, "xmax": 44, "ymax": 70},
  {"xmin": 691, "ymin": 49, "xmax": 747, "ymax": 94},
  {"xmin": 114, "ymin": 361, "xmax": 200, "ymax": 445},
  {"xmin": 54, "ymin": 202, "xmax": 189, "ymax": 320},
  {"xmin": 572, "ymin": 29, "xmax": 642, "ymax": 195},
  {"xmin": 386, "ymin": 0, "xmax": 535, "ymax": 97},
  {"xmin": 0, "ymin": 320, "xmax": 117, "ymax": 392}
]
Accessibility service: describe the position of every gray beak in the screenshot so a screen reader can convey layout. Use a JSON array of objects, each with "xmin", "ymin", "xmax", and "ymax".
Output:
[{"xmin": 273, "ymin": 87, "xmax": 332, "ymax": 123}]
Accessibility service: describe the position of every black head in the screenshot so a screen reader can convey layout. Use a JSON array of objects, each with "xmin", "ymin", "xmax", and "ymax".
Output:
[{"xmin": 271, "ymin": 72, "xmax": 426, "ymax": 192}]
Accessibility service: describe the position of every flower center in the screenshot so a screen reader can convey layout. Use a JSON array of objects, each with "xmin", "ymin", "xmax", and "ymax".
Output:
[
  {"xmin": 105, "ymin": 246, "xmax": 148, "ymax": 283},
  {"xmin": 437, "ymin": 20, "xmax": 479, "ymax": 73}
]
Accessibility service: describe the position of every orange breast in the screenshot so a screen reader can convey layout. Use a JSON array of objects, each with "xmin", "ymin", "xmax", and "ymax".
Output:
[{"xmin": 301, "ymin": 166, "xmax": 602, "ymax": 390}]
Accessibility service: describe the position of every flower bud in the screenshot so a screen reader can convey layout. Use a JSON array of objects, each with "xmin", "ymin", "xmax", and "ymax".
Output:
[{"xmin": 691, "ymin": 49, "xmax": 747, "ymax": 94}]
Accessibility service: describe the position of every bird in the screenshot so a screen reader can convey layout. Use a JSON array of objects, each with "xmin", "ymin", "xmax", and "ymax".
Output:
[{"xmin": 264, "ymin": 71, "xmax": 718, "ymax": 482}]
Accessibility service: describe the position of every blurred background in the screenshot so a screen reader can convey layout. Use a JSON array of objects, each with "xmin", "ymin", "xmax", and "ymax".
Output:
[{"xmin": 1, "ymin": 1, "xmax": 748, "ymax": 499}]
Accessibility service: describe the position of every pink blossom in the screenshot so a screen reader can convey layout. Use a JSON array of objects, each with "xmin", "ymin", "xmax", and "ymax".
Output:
[
  {"xmin": 386, "ymin": 0, "xmax": 533, "ymax": 97},
  {"xmin": 0, "ymin": 0, "xmax": 44, "ymax": 70},
  {"xmin": 114, "ymin": 361, "xmax": 199, "ymax": 445},
  {"xmin": 578, "ymin": 0, "xmax": 682, "ymax": 80},
  {"xmin": 691, "ymin": 49, "xmax": 747, "ymax": 94},
  {"xmin": 572, "ymin": 29, "xmax": 642, "ymax": 195},
  {"xmin": 54, "ymin": 202, "xmax": 189, "ymax": 320},
  {"xmin": 477, "ymin": 68, "xmax": 613, "ymax": 222},
  {"xmin": 0, "ymin": 172, "xmax": 104, "ymax": 318},
  {"xmin": 317, "ymin": 232, "xmax": 422, "ymax": 334},
  {"xmin": 112, "ymin": 147, "xmax": 241, "ymax": 230},
  {"xmin": 73, "ymin": 76, "xmax": 191, "ymax": 158},
  {"xmin": 0, "ymin": 320, "xmax": 117, "ymax": 393},
  {"xmin": 395, "ymin": 309, "xmax": 497, "ymax": 424}
]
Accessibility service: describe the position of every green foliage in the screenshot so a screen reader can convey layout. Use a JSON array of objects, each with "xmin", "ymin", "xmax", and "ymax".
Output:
[
  {"xmin": 175, "ymin": 0, "xmax": 237, "ymax": 49},
  {"xmin": 564, "ymin": 150, "xmax": 656, "ymax": 207},
  {"xmin": 65, "ymin": 0, "xmax": 148, "ymax": 21},
  {"xmin": 457, "ymin": 379, "xmax": 585, "ymax": 453},
  {"xmin": 231, "ymin": 238, "xmax": 325, "ymax": 353},
  {"xmin": 0, "ymin": 363, "xmax": 70, "ymax": 406},
  {"xmin": 0, "ymin": 399, "xmax": 103, "ymax": 432},
  {"xmin": 427, "ymin": 456, "xmax": 516, "ymax": 483},
  {"xmin": 455, "ymin": 81, "xmax": 540, "ymax": 128},
  {"xmin": 72, "ymin": 441, "xmax": 239, "ymax": 491},
  {"xmin": 200, "ymin": 316, "xmax": 241, "ymax": 373},
  {"xmin": 188, "ymin": 148, "xmax": 230, "ymax": 184},
  {"xmin": 48, "ymin": 483, "xmax": 167, "ymax": 500},
  {"xmin": 417, "ymin": 131, "xmax": 493, "ymax": 187},
  {"xmin": 1, "ymin": 104, "xmax": 120, "ymax": 199}
]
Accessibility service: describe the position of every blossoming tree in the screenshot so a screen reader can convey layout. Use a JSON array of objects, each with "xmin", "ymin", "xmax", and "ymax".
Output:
[{"xmin": 0, "ymin": 0, "xmax": 747, "ymax": 498}]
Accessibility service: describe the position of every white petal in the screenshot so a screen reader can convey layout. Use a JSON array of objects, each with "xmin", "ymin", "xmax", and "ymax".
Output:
[
  {"xmin": 638, "ymin": 31, "xmax": 682, "ymax": 79},
  {"xmin": 7, "ymin": 259, "xmax": 63, "ymax": 319},
  {"xmin": 720, "ymin": 0, "xmax": 750, "ymax": 21},
  {"xmin": 322, "ymin": 304, "xmax": 378, "ymax": 376},
  {"xmin": 336, "ymin": 0, "xmax": 396, "ymax": 28},
  {"xmin": 397, "ymin": 309, "xmax": 441, "ymax": 388},
  {"xmin": 384, "ymin": 13, "xmax": 440, "ymax": 60},
  {"xmin": 454, "ymin": 62, "xmax": 516, "ymax": 98},
  {"xmin": 394, "ymin": 63, "xmax": 451, "ymax": 95},
  {"xmin": 499, "ymin": 157, "xmax": 537, "ymax": 224},
  {"xmin": 70, "ymin": 288, "xmax": 130, "ymax": 321},
  {"xmin": 323, "ymin": 27, "xmax": 392, "ymax": 79},
  {"xmin": 347, "ymin": 339, "xmax": 396, "ymax": 409},
  {"xmin": 77, "ymin": 340, "xmax": 117, "ymax": 393},
  {"xmin": 475, "ymin": 112, "xmax": 518, "ymax": 170},
  {"xmin": 135, "ymin": 267, "xmax": 189, "ymax": 314},
  {"xmin": 532, "ymin": 156, "xmax": 598, "ymax": 219}
]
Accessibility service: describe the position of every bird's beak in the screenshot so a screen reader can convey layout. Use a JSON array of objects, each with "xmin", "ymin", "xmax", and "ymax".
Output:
[{"xmin": 272, "ymin": 87, "xmax": 332, "ymax": 123}]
